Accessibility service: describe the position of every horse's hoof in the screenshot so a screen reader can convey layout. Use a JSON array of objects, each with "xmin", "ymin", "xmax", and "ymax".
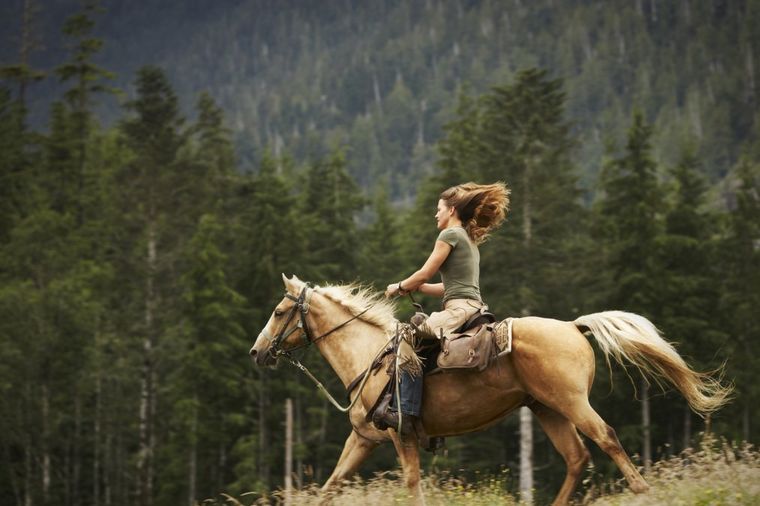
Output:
[{"xmin": 630, "ymin": 480, "xmax": 650, "ymax": 494}]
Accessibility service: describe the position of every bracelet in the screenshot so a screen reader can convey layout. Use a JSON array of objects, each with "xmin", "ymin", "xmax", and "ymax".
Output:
[{"xmin": 398, "ymin": 281, "xmax": 407, "ymax": 293}]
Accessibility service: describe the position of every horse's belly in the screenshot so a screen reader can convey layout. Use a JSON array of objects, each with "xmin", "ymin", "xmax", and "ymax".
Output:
[{"xmin": 421, "ymin": 358, "xmax": 525, "ymax": 436}]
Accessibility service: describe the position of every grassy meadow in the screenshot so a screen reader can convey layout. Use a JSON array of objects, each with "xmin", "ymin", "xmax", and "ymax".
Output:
[{"xmin": 214, "ymin": 438, "xmax": 760, "ymax": 505}]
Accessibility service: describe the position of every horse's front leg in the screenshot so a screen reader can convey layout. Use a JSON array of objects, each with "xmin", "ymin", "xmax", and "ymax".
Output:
[
  {"xmin": 390, "ymin": 432, "xmax": 426, "ymax": 505},
  {"xmin": 321, "ymin": 430, "xmax": 379, "ymax": 492}
]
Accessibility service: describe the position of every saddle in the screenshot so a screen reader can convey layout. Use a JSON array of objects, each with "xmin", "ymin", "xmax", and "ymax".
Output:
[
  {"xmin": 348, "ymin": 312, "xmax": 513, "ymax": 451},
  {"xmin": 433, "ymin": 307, "xmax": 513, "ymax": 372}
]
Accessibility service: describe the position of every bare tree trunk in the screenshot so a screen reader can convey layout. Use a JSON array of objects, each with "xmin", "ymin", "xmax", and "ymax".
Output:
[
  {"xmin": 519, "ymin": 406, "xmax": 534, "ymax": 504},
  {"xmin": 188, "ymin": 398, "xmax": 198, "ymax": 506},
  {"xmin": 372, "ymin": 73, "xmax": 383, "ymax": 116},
  {"xmin": 138, "ymin": 345, "xmax": 151, "ymax": 504},
  {"xmin": 258, "ymin": 373, "xmax": 270, "ymax": 488},
  {"xmin": 74, "ymin": 394, "xmax": 82, "ymax": 506},
  {"xmin": 315, "ymin": 399, "xmax": 329, "ymax": 483},
  {"xmin": 295, "ymin": 387, "xmax": 303, "ymax": 487},
  {"xmin": 41, "ymin": 384, "xmax": 50, "ymax": 505},
  {"xmin": 519, "ymin": 155, "xmax": 534, "ymax": 504},
  {"xmin": 417, "ymin": 99, "xmax": 427, "ymax": 147},
  {"xmin": 138, "ymin": 220, "xmax": 157, "ymax": 506},
  {"xmin": 148, "ymin": 366, "xmax": 157, "ymax": 505},
  {"xmin": 104, "ymin": 431, "xmax": 112, "ymax": 506},
  {"xmin": 641, "ymin": 379, "xmax": 651, "ymax": 473},
  {"xmin": 24, "ymin": 423, "xmax": 32, "ymax": 506},
  {"xmin": 284, "ymin": 399, "xmax": 293, "ymax": 506},
  {"xmin": 93, "ymin": 372, "xmax": 101, "ymax": 506}
]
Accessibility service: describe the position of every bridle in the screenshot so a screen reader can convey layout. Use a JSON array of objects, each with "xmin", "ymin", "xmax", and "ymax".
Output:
[
  {"xmin": 264, "ymin": 283, "xmax": 372, "ymax": 359},
  {"xmin": 258, "ymin": 283, "xmax": 385, "ymax": 414},
  {"xmin": 265, "ymin": 283, "xmax": 314, "ymax": 355}
]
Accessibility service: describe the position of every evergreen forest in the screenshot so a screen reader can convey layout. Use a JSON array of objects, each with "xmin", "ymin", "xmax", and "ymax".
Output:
[{"xmin": 1, "ymin": 1, "xmax": 759, "ymax": 505}]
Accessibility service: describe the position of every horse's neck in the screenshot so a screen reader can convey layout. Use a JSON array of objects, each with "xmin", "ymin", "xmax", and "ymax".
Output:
[{"xmin": 310, "ymin": 304, "xmax": 391, "ymax": 387}]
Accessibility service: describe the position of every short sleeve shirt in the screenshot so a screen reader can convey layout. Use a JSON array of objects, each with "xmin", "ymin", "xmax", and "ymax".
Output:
[{"xmin": 437, "ymin": 227, "xmax": 481, "ymax": 304}]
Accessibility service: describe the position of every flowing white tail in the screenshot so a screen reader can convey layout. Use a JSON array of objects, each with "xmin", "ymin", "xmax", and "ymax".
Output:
[{"xmin": 574, "ymin": 310, "xmax": 733, "ymax": 416}]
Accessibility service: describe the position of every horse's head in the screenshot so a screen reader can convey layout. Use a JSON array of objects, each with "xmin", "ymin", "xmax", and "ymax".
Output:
[{"xmin": 250, "ymin": 274, "xmax": 313, "ymax": 366}]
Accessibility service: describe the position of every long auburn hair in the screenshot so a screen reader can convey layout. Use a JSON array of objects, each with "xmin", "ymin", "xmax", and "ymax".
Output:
[{"xmin": 440, "ymin": 181, "xmax": 510, "ymax": 245}]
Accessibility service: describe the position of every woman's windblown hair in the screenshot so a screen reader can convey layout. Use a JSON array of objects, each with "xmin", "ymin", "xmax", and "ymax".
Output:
[{"xmin": 441, "ymin": 182, "xmax": 510, "ymax": 244}]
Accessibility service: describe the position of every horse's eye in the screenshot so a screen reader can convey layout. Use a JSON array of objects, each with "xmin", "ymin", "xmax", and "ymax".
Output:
[{"xmin": 274, "ymin": 310, "xmax": 283, "ymax": 317}]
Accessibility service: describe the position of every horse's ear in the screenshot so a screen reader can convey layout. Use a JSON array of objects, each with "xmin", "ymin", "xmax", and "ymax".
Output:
[
  {"xmin": 291, "ymin": 274, "xmax": 302, "ymax": 284},
  {"xmin": 281, "ymin": 273, "xmax": 290, "ymax": 287}
]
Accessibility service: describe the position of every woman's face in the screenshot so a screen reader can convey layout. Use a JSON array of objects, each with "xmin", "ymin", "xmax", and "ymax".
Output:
[{"xmin": 435, "ymin": 199, "xmax": 455, "ymax": 230}]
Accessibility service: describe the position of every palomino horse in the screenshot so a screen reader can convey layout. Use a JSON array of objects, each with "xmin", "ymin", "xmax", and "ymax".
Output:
[{"xmin": 249, "ymin": 275, "xmax": 732, "ymax": 505}]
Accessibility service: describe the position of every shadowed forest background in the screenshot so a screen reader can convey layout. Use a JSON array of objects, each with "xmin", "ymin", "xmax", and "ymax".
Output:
[{"xmin": 1, "ymin": 0, "xmax": 759, "ymax": 505}]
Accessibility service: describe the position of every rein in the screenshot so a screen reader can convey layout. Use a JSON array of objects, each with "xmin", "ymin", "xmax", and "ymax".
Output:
[{"xmin": 266, "ymin": 284, "xmax": 398, "ymax": 413}]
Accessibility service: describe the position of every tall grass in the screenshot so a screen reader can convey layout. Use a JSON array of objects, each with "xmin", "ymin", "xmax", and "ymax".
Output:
[
  {"xmin": 212, "ymin": 438, "xmax": 760, "ymax": 505},
  {"xmin": 586, "ymin": 437, "xmax": 760, "ymax": 506}
]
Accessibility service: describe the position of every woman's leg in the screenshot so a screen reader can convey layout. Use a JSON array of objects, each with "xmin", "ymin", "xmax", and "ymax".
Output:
[{"xmin": 391, "ymin": 300, "xmax": 482, "ymax": 415}]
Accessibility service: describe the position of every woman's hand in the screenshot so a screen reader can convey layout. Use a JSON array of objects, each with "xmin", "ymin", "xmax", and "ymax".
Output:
[{"xmin": 384, "ymin": 283, "xmax": 401, "ymax": 298}]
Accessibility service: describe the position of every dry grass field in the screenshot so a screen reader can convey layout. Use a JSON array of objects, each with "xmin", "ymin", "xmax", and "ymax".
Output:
[{"xmin": 216, "ymin": 438, "xmax": 760, "ymax": 505}]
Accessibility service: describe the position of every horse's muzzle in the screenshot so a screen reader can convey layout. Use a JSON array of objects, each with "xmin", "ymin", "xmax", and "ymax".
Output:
[{"xmin": 250, "ymin": 337, "xmax": 278, "ymax": 367}]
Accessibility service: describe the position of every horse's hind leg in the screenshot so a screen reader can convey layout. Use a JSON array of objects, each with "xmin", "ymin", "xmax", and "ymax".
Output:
[
  {"xmin": 530, "ymin": 403, "xmax": 591, "ymax": 506},
  {"xmin": 322, "ymin": 430, "xmax": 379, "ymax": 491},
  {"xmin": 567, "ymin": 400, "xmax": 649, "ymax": 494}
]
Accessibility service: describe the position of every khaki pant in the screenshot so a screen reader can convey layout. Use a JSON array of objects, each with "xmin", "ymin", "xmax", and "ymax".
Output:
[{"xmin": 424, "ymin": 298, "xmax": 485, "ymax": 339}]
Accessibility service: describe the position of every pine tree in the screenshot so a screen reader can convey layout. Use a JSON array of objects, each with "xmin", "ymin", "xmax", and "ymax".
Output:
[
  {"xmin": 718, "ymin": 156, "xmax": 760, "ymax": 443},
  {"xmin": 0, "ymin": 88, "xmax": 30, "ymax": 240},
  {"xmin": 0, "ymin": 0, "xmax": 45, "ymax": 114},
  {"xmin": 188, "ymin": 91, "xmax": 236, "ymax": 213},
  {"xmin": 119, "ymin": 65, "xmax": 188, "ymax": 506},
  {"xmin": 54, "ymin": 0, "xmax": 116, "ymax": 221},
  {"xmin": 358, "ymin": 184, "xmax": 404, "ymax": 287},
  {"xmin": 300, "ymin": 150, "xmax": 364, "ymax": 283},
  {"xmin": 657, "ymin": 147, "xmax": 724, "ymax": 449},
  {"xmin": 158, "ymin": 214, "xmax": 247, "ymax": 505},
  {"xmin": 405, "ymin": 69, "xmax": 587, "ymax": 487},
  {"xmin": 597, "ymin": 111, "xmax": 663, "ymax": 313},
  {"xmin": 594, "ymin": 110, "xmax": 664, "ymax": 471},
  {"xmin": 230, "ymin": 152, "xmax": 304, "ymax": 492}
]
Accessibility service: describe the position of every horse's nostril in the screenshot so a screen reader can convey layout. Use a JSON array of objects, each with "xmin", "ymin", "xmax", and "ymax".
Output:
[{"xmin": 249, "ymin": 348, "xmax": 257, "ymax": 357}]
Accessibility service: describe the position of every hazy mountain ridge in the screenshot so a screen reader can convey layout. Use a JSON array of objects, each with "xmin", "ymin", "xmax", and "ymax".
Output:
[{"xmin": 3, "ymin": 0, "xmax": 758, "ymax": 197}]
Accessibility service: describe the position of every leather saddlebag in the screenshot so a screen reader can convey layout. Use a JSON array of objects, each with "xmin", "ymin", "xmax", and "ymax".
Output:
[{"xmin": 436, "ymin": 324, "xmax": 497, "ymax": 371}]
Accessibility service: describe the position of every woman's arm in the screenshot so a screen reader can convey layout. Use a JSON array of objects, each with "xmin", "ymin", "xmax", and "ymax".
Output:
[
  {"xmin": 417, "ymin": 283, "xmax": 444, "ymax": 297},
  {"xmin": 385, "ymin": 240, "xmax": 451, "ymax": 297}
]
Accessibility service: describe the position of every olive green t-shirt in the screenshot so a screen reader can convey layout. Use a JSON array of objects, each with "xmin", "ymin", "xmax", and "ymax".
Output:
[{"xmin": 437, "ymin": 226, "xmax": 481, "ymax": 304}]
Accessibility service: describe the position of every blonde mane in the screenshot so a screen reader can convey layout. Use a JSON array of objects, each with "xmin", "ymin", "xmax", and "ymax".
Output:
[{"xmin": 286, "ymin": 277, "xmax": 398, "ymax": 333}]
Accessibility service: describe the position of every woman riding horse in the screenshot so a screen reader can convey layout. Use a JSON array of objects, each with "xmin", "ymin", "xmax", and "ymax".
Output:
[{"xmin": 374, "ymin": 182, "xmax": 510, "ymax": 435}]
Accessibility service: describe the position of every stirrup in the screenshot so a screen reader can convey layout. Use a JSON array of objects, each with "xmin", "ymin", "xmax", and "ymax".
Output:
[{"xmin": 371, "ymin": 393, "xmax": 393, "ymax": 430}]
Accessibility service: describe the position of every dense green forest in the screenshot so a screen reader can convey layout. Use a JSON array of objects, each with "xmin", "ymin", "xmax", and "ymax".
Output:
[{"xmin": 1, "ymin": 0, "xmax": 759, "ymax": 505}]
